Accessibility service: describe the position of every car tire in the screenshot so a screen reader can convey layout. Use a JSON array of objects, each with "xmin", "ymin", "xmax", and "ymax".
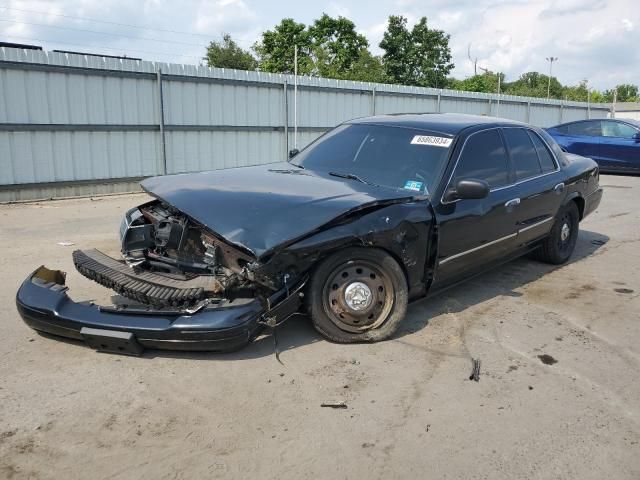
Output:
[
  {"xmin": 535, "ymin": 201, "xmax": 580, "ymax": 265},
  {"xmin": 307, "ymin": 247, "xmax": 408, "ymax": 343}
]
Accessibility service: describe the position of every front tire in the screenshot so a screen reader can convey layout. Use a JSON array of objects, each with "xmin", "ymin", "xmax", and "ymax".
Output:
[
  {"xmin": 307, "ymin": 248, "xmax": 408, "ymax": 343},
  {"xmin": 535, "ymin": 201, "xmax": 580, "ymax": 264}
]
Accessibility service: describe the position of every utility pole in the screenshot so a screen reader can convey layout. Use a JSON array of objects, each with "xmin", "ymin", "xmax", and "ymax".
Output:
[
  {"xmin": 546, "ymin": 56, "xmax": 558, "ymax": 98},
  {"xmin": 294, "ymin": 44, "xmax": 298, "ymax": 149},
  {"xmin": 468, "ymin": 44, "xmax": 477, "ymax": 76}
]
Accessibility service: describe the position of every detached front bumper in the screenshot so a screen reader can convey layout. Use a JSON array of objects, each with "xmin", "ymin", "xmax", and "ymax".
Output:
[{"xmin": 16, "ymin": 266, "xmax": 303, "ymax": 355}]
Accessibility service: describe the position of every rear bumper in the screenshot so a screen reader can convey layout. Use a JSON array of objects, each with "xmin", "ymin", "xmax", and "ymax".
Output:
[
  {"xmin": 16, "ymin": 266, "xmax": 303, "ymax": 355},
  {"xmin": 583, "ymin": 187, "xmax": 603, "ymax": 219}
]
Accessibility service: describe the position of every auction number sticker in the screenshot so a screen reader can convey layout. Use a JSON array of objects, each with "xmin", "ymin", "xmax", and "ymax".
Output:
[{"xmin": 410, "ymin": 135, "xmax": 452, "ymax": 147}]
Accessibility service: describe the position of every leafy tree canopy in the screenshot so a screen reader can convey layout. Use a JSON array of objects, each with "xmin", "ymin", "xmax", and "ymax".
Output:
[
  {"xmin": 253, "ymin": 18, "xmax": 314, "ymax": 74},
  {"xmin": 379, "ymin": 15, "xmax": 454, "ymax": 88},
  {"xmin": 204, "ymin": 34, "xmax": 257, "ymax": 70}
]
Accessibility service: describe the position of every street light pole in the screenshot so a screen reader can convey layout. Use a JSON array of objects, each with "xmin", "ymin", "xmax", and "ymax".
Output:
[{"xmin": 546, "ymin": 56, "xmax": 558, "ymax": 98}]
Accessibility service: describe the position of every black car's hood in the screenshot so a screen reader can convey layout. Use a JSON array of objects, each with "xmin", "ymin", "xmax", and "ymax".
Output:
[{"xmin": 141, "ymin": 163, "xmax": 424, "ymax": 258}]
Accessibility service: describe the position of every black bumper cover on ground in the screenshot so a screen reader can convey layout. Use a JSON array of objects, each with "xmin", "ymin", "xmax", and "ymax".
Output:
[{"xmin": 16, "ymin": 267, "xmax": 303, "ymax": 355}]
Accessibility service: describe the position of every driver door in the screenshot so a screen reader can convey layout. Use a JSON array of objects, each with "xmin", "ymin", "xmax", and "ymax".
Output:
[
  {"xmin": 599, "ymin": 120, "xmax": 640, "ymax": 172},
  {"xmin": 433, "ymin": 128, "xmax": 519, "ymax": 287}
]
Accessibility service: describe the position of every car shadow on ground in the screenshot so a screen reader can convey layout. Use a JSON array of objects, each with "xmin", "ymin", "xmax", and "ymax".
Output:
[{"xmin": 36, "ymin": 229, "xmax": 609, "ymax": 361}]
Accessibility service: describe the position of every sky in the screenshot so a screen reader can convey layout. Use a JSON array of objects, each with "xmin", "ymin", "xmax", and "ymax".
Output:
[{"xmin": 0, "ymin": 0, "xmax": 638, "ymax": 90}]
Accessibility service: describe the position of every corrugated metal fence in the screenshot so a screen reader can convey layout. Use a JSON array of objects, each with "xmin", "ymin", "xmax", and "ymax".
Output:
[{"xmin": 0, "ymin": 47, "xmax": 610, "ymax": 202}]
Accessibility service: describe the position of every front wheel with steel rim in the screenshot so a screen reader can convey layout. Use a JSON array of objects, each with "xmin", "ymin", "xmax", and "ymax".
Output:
[
  {"xmin": 307, "ymin": 248, "xmax": 408, "ymax": 343},
  {"xmin": 535, "ymin": 201, "xmax": 580, "ymax": 265}
]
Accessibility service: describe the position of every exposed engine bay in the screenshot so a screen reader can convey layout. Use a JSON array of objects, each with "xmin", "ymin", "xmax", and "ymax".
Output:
[{"xmin": 73, "ymin": 201, "xmax": 266, "ymax": 309}]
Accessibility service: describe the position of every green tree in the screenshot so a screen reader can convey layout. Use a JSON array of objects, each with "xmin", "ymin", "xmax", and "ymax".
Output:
[
  {"xmin": 449, "ymin": 73, "xmax": 503, "ymax": 93},
  {"xmin": 504, "ymin": 72, "xmax": 563, "ymax": 99},
  {"xmin": 563, "ymin": 80, "xmax": 590, "ymax": 102},
  {"xmin": 379, "ymin": 15, "xmax": 454, "ymax": 87},
  {"xmin": 253, "ymin": 19, "xmax": 314, "ymax": 74},
  {"xmin": 309, "ymin": 14, "xmax": 369, "ymax": 76},
  {"xmin": 204, "ymin": 34, "xmax": 257, "ymax": 70},
  {"xmin": 339, "ymin": 50, "xmax": 388, "ymax": 83},
  {"xmin": 604, "ymin": 84, "xmax": 639, "ymax": 102},
  {"xmin": 562, "ymin": 80, "xmax": 606, "ymax": 103}
]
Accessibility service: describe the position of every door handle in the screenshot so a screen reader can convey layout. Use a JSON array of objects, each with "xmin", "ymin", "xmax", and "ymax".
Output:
[
  {"xmin": 505, "ymin": 198, "xmax": 521, "ymax": 208},
  {"xmin": 554, "ymin": 182, "xmax": 565, "ymax": 193}
]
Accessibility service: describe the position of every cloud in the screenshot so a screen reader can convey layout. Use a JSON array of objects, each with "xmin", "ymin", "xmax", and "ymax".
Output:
[
  {"xmin": 193, "ymin": 0, "xmax": 257, "ymax": 35},
  {"xmin": 0, "ymin": 0, "xmax": 638, "ymax": 89},
  {"xmin": 539, "ymin": 0, "xmax": 606, "ymax": 18}
]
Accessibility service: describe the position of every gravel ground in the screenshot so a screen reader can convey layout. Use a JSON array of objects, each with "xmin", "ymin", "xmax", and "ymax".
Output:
[{"xmin": 1, "ymin": 174, "xmax": 639, "ymax": 480}]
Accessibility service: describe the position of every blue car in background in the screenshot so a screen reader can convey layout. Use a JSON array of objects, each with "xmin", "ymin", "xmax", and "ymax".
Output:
[{"xmin": 546, "ymin": 119, "xmax": 640, "ymax": 174}]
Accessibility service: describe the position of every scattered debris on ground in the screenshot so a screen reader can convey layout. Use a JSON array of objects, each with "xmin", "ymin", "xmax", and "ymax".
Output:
[
  {"xmin": 537, "ymin": 354, "xmax": 558, "ymax": 365},
  {"xmin": 469, "ymin": 358, "xmax": 481, "ymax": 381},
  {"xmin": 321, "ymin": 402, "xmax": 348, "ymax": 409}
]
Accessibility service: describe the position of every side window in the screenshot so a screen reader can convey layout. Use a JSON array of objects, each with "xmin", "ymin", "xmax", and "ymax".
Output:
[
  {"xmin": 601, "ymin": 121, "xmax": 638, "ymax": 138},
  {"xmin": 527, "ymin": 130, "xmax": 557, "ymax": 173},
  {"xmin": 567, "ymin": 121, "xmax": 602, "ymax": 136},
  {"xmin": 453, "ymin": 129, "xmax": 509, "ymax": 188},
  {"xmin": 502, "ymin": 128, "xmax": 542, "ymax": 181},
  {"xmin": 554, "ymin": 124, "xmax": 569, "ymax": 134}
]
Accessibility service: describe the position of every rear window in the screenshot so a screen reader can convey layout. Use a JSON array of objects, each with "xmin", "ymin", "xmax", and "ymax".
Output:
[
  {"xmin": 503, "ymin": 128, "xmax": 542, "ymax": 181},
  {"xmin": 527, "ymin": 131, "xmax": 557, "ymax": 173}
]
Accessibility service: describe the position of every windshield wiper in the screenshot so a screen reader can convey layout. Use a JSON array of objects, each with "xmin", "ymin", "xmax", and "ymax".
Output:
[{"xmin": 328, "ymin": 171, "xmax": 378, "ymax": 187}]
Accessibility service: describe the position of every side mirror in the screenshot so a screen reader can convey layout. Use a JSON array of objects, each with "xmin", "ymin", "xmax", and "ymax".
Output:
[
  {"xmin": 634, "ymin": 132, "xmax": 640, "ymax": 143},
  {"xmin": 289, "ymin": 148, "xmax": 299, "ymax": 159},
  {"xmin": 444, "ymin": 179, "xmax": 490, "ymax": 202}
]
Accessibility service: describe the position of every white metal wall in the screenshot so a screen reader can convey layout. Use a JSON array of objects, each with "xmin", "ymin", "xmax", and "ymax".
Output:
[{"xmin": 0, "ymin": 47, "xmax": 610, "ymax": 201}]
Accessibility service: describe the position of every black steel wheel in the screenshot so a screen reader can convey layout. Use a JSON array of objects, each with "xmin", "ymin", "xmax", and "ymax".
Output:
[
  {"xmin": 307, "ymin": 248, "xmax": 408, "ymax": 343},
  {"xmin": 535, "ymin": 201, "xmax": 580, "ymax": 265}
]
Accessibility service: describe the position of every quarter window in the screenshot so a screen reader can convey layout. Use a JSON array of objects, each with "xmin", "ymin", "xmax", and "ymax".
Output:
[
  {"xmin": 527, "ymin": 131, "xmax": 557, "ymax": 173},
  {"xmin": 503, "ymin": 128, "xmax": 542, "ymax": 181},
  {"xmin": 453, "ymin": 129, "xmax": 509, "ymax": 188},
  {"xmin": 601, "ymin": 121, "xmax": 638, "ymax": 138}
]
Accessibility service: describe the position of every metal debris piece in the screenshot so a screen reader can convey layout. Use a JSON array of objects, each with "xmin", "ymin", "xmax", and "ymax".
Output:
[
  {"xmin": 321, "ymin": 402, "xmax": 348, "ymax": 409},
  {"xmin": 469, "ymin": 358, "xmax": 481, "ymax": 382},
  {"xmin": 614, "ymin": 288, "xmax": 634, "ymax": 294}
]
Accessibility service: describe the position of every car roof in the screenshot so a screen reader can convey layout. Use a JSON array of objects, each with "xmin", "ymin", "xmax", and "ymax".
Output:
[
  {"xmin": 550, "ymin": 118, "xmax": 640, "ymax": 128},
  {"xmin": 346, "ymin": 113, "xmax": 525, "ymax": 136}
]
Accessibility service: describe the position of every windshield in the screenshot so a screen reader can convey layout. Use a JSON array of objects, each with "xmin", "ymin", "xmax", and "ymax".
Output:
[{"xmin": 291, "ymin": 123, "xmax": 453, "ymax": 194}]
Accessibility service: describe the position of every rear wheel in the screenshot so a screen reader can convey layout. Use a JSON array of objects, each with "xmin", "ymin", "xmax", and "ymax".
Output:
[
  {"xmin": 307, "ymin": 248, "xmax": 408, "ymax": 343},
  {"xmin": 535, "ymin": 201, "xmax": 580, "ymax": 264}
]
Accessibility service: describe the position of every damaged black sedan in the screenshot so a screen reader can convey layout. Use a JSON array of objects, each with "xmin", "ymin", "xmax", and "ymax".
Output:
[{"xmin": 16, "ymin": 113, "xmax": 603, "ymax": 355}]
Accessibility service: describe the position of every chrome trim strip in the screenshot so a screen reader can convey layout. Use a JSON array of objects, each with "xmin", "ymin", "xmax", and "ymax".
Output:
[
  {"xmin": 518, "ymin": 216, "xmax": 553, "ymax": 233},
  {"xmin": 438, "ymin": 232, "xmax": 518, "ymax": 265},
  {"xmin": 440, "ymin": 126, "xmax": 561, "ymax": 204}
]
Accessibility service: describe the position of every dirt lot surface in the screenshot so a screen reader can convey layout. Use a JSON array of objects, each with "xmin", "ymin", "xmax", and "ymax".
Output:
[{"xmin": 1, "ymin": 175, "xmax": 639, "ymax": 480}]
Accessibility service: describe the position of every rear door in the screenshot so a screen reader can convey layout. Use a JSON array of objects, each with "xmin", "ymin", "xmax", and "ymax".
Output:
[
  {"xmin": 599, "ymin": 120, "xmax": 640, "ymax": 172},
  {"xmin": 558, "ymin": 121, "xmax": 602, "ymax": 159},
  {"xmin": 433, "ymin": 128, "xmax": 519, "ymax": 286},
  {"xmin": 501, "ymin": 127, "xmax": 565, "ymax": 246}
]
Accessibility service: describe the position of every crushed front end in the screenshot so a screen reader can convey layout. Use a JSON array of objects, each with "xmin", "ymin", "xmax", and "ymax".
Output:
[{"xmin": 15, "ymin": 200, "xmax": 305, "ymax": 355}]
